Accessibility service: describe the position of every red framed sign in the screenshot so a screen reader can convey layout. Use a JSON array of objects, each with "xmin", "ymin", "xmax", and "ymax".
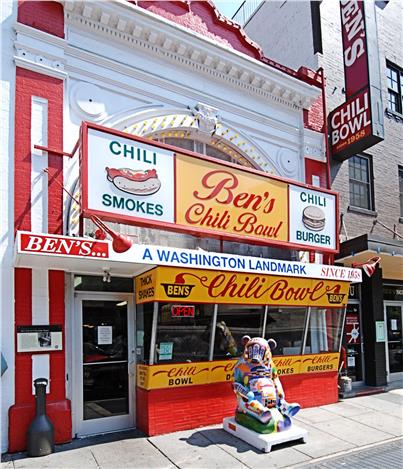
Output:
[
  {"xmin": 329, "ymin": 1, "xmax": 384, "ymax": 161},
  {"xmin": 81, "ymin": 122, "xmax": 339, "ymax": 253}
]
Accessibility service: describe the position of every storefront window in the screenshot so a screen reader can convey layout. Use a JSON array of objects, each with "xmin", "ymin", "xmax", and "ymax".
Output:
[
  {"xmin": 136, "ymin": 302, "xmax": 154, "ymax": 364},
  {"xmin": 264, "ymin": 307, "xmax": 307, "ymax": 356},
  {"xmin": 213, "ymin": 305, "xmax": 265, "ymax": 360},
  {"xmin": 139, "ymin": 300, "xmax": 348, "ymax": 364},
  {"xmin": 305, "ymin": 308, "xmax": 344, "ymax": 353},
  {"xmin": 154, "ymin": 303, "xmax": 214, "ymax": 363}
]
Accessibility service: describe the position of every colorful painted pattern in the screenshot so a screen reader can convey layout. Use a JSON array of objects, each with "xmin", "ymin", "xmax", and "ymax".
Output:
[{"xmin": 233, "ymin": 337, "xmax": 300, "ymax": 433}]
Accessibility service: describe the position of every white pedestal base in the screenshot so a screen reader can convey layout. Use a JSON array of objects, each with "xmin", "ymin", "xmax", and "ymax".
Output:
[{"xmin": 223, "ymin": 417, "xmax": 308, "ymax": 453}]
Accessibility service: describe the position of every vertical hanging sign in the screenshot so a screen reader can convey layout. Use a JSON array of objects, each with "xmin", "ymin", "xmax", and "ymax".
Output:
[{"xmin": 329, "ymin": 0, "xmax": 384, "ymax": 161}]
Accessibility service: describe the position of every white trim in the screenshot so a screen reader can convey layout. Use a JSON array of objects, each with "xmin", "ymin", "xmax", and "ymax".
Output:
[
  {"xmin": 303, "ymin": 128, "xmax": 325, "ymax": 162},
  {"xmin": 14, "ymin": 22, "xmax": 67, "ymax": 80},
  {"xmin": 31, "ymin": 268, "xmax": 49, "ymax": 325},
  {"xmin": 32, "ymin": 354, "xmax": 50, "ymax": 394},
  {"xmin": 31, "ymin": 96, "xmax": 49, "ymax": 233},
  {"xmin": 14, "ymin": 56, "xmax": 68, "ymax": 80},
  {"xmin": 0, "ymin": 0, "xmax": 18, "ymax": 453},
  {"xmin": 65, "ymin": 273, "xmax": 74, "ymax": 406}
]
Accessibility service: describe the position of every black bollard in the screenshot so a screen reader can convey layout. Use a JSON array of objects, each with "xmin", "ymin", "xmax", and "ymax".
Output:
[{"xmin": 27, "ymin": 378, "xmax": 54, "ymax": 457}]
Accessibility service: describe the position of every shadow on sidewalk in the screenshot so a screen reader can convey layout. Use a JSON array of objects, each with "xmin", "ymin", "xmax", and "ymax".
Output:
[
  {"xmin": 1, "ymin": 428, "xmax": 145, "ymax": 463},
  {"xmin": 180, "ymin": 427, "xmax": 306, "ymax": 454}
]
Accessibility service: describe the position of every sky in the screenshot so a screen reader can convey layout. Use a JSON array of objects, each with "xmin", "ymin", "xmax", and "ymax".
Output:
[{"xmin": 213, "ymin": 1, "xmax": 244, "ymax": 20}]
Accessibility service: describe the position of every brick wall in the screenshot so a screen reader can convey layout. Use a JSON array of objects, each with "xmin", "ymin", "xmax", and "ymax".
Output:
[
  {"xmin": 18, "ymin": 0, "xmax": 64, "ymax": 38},
  {"xmin": 244, "ymin": 1, "xmax": 317, "ymax": 71},
  {"xmin": 244, "ymin": 0, "xmax": 403, "ymax": 240},
  {"xmin": 303, "ymin": 95, "xmax": 324, "ymax": 133},
  {"xmin": 136, "ymin": 372, "xmax": 338, "ymax": 436},
  {"xmin": 9, "ymin": 66, "xmax": 71, "ymax": 453},
  {"xmin": 323, "ymin": 0, "xmax": 403, "ymax": 239}
]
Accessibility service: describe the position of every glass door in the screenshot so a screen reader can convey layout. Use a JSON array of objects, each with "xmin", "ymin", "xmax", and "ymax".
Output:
[
  {"xmin": 385, "ymin": 303, "xmax": 403, "ymax": 381},
  {"xmin": 343, "ymin": 304, "xmax": 364, "ymax": 383},
  {"xmin": 74, "ymin": 294, "xmax": 135, "ymax": 436}
]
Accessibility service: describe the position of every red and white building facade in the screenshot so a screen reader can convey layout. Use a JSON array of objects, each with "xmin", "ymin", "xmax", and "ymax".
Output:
[{"xmin": 1, "ymin": 1, "xmax": 361, "ymax": 453}]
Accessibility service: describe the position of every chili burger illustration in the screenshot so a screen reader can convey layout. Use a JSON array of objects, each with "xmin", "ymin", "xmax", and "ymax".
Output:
[
  {"xmin": 302, "ymin": 205, "xmax": 326, "ymax": 231},
  {"xmin": 106, "ymin": 167, "xmax": 161, "ymax": 196}
]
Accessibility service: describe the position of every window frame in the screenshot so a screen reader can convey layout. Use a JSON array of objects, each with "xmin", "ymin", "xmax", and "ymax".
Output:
[
  {"xmin": 399, "ymin": 166, "xmax": 403, "ymax": 218},
  {"xmin": 348, "ymin": 154, "xmax": 375, "ymax": 211},
  {"xmin": 143, "ymin": 301, "xmax": 346, "ymax": 365},
  {"xmin": 386, "ymin": 61, "xmax": 403, "ymax": 115}
]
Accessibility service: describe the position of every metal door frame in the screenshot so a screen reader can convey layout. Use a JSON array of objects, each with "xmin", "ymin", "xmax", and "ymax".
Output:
[
  {"xmin": 72, "ymin": 292, "xmax": 136, "ymax": 437},
  {"xmin": 384, "ymin": 301, "xmax": 403, "ymax": 382}
]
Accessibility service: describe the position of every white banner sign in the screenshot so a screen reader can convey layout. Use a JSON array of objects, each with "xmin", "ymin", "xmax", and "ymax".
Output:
[{"xmin": 16, "ymin": 232, "xmax": 362, "ymax": 282}]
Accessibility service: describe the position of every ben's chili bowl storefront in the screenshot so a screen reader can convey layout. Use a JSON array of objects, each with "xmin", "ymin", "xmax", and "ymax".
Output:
[{"xmin": 12, "ymin": 123, "xmax": 362, "ymax": 442}]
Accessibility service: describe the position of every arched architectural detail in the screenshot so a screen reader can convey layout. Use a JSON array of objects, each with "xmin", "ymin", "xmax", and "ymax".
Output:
[{"xmin": 102, "ymin": 106, "xmax": 279, "ymax": 174}]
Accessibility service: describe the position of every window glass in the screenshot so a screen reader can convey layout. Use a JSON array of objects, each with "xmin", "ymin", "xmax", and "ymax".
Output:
[
  {"xmin": 305, "ymin": 308, "xmax": 344, "ymax": 353},
  {"xmin": 213, "ymin": 304, "xmax": 265, "ymax": 360},
  {"xmin": 349, "ymin": 155, "xmax": 373, "ymax": 210},
  {"xmin": 154, "ymin": 136, "xmax": 256, "ymax": 169},
  {"xmin": 155, "ymin": 303, "xmax": 214, "ymax": 363},
  {"xmin": 386, "ymin": 62, "xmax": 403, "ymax": 114},
  {"xmin": 135, "ymin": 302, "xmax": 154, "ymax": 364},
  {"xmin": 264, "ymin": 307, "xmax": 307, "ymax": 356}
]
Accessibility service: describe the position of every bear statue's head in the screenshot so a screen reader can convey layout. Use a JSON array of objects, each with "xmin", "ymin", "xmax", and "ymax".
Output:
[{"xmin": 242, "ymin": 336, "xmax": 277, "ymax": 365}]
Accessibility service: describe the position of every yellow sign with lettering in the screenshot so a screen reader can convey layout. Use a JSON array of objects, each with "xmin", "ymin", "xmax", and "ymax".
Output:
[
  {"xmin": 136, "ymin": 353, "xmax": 340, "ymax": 390},
  {"xmin": 175, "ymin": 153, "xmax": 288, "ymax": 242},
  {"xmin": 135, "ymin": 269, "xmax": 156, "ymax": 303},
  {"xmin": 135, "ymin": 267, "xmax": 350, "ymax": 307}
]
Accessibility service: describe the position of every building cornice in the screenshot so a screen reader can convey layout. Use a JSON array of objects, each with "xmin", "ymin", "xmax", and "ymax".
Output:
[
  {"xmin": 61, "ymin": 0, "xmax": 320, "ymax": 111},
  {"xmin": 13, "ymin": 23, "xmax": 67, "ymax": 79}
]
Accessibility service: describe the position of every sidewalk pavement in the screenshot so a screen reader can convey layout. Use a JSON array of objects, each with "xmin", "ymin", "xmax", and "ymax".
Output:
[{"xmin": 2, "ymin": 386, "xmax": 403, "ymax": 469}]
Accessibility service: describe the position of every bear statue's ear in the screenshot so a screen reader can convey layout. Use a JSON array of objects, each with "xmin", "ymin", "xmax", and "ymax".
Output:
[
  {"xmin": 268, "ymin": 338, "xmax": 277, "ymax": 350},
  {"xmin": 242, "ymin": 335, "xmax": 251, "ymax": 346}
]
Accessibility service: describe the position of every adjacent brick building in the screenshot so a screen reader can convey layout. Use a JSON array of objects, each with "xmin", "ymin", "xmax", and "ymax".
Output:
[{"xmin": 238, "ymin": 0, "xmax": 403, "ymax": 388}]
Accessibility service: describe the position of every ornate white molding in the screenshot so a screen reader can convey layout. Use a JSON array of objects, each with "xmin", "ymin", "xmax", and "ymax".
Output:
[
  {"xmin": 192, "ymin": 102, "xmax": 218, "ymax": 137},
  {"xmin": 13, "ymin": 24, "xmax": 67, "ymax": 79},
  {"xmin": 61, "ymin": 0, "xmax": 320, "ymax": 111},
  {"xmin": 14, "ymin": 47, "xmax": 67, "ymax": 80}
]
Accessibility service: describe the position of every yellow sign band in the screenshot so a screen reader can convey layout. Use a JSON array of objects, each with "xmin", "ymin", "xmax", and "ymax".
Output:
[
  {"xmin": 136, "ymin": 267, "xmax": 350, "ymax": 307},
  {"xmin": 137, "ymin": 353, "xmax": 340, "ymax": 390}
]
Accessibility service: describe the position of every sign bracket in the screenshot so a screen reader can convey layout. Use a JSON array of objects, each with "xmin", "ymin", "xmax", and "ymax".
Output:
[{"xmin": 33, "ymin": 138, "xmax": 80, "ymax": 158}]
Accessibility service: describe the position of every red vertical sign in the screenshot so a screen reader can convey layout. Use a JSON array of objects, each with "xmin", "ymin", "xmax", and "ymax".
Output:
[
  {"xmin": 329, "ymin": 1, "xmax": 384, "ymax": 161},
  {"xmin": 340, "ymin": 0, "xmax": 368, "ymax": 98}
]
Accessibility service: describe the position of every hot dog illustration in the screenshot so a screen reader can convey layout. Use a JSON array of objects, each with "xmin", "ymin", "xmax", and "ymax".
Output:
[{"xmin": 106, "ymin": 167, "xmax": 161, "ymax": 196}]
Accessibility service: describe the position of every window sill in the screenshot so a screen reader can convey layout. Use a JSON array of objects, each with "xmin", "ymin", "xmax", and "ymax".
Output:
[
  {"xmin": 347, "ymin": 206, "xmax": 378, "ymax": 217},
  {"xmin": 385, "ymin": 109, "xmax": 403, "ymax": 122}
]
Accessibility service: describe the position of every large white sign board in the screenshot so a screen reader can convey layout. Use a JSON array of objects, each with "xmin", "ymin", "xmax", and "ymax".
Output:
[
  {"xmin": 86, "ymin": 128, "xmax": 175, "ymax": 223},
  {"xmin": 288, "ymin": 185, "xmax": 336, "ymax": 251}
]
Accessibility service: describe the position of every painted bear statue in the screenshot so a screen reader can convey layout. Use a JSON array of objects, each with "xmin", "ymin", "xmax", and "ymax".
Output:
[{"xmin": 233, "ymin": 336, "xmax": 300, "ymax": 433}]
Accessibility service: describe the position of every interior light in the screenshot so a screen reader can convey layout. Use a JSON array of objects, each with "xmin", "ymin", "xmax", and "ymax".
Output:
[{"xmin": 116, "ymin": 301, "xmax": 128, "ymax": 307}]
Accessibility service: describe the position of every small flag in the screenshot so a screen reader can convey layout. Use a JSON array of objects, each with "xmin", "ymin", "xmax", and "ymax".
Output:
[{"xmin": 352, "ymin": 256, "xmax": 381, "ymax": 277}]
